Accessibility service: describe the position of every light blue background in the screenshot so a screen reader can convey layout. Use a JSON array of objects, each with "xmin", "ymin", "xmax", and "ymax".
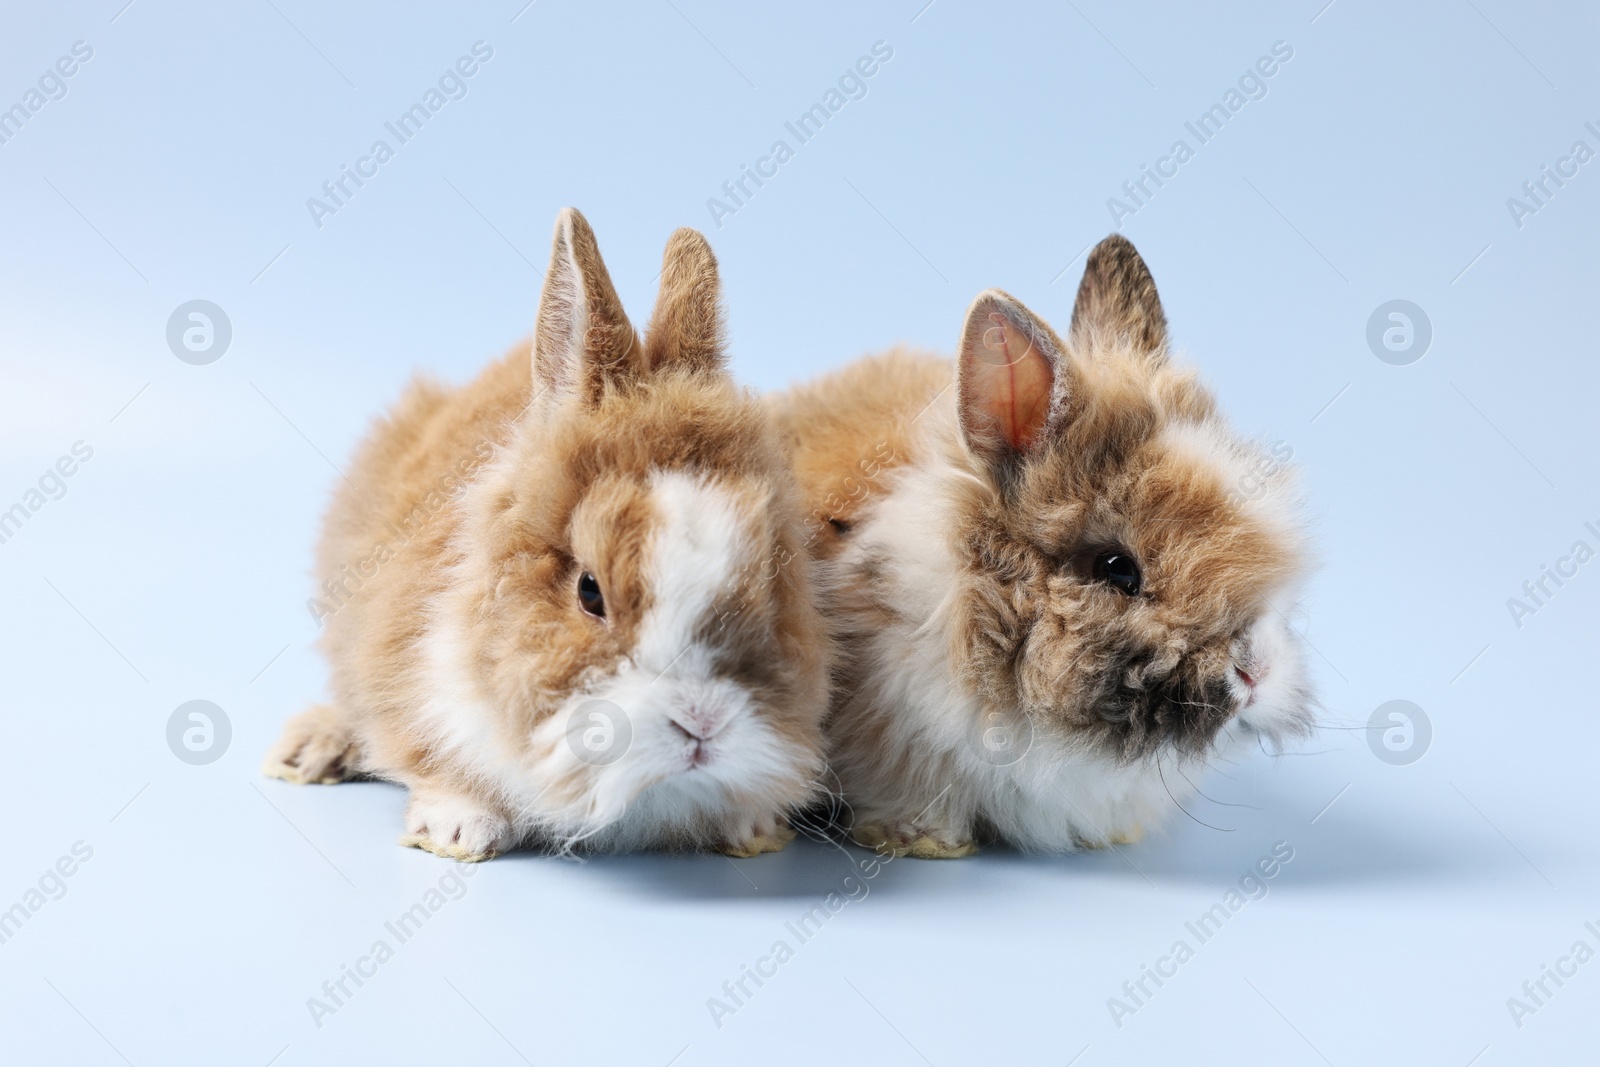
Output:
[{"xmin": 1, "ymin": 1, "xmax": 1595, "ymax": 1064}]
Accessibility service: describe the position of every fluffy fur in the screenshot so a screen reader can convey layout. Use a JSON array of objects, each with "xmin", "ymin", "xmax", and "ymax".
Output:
[
  {"xmin": 264, "ymin": 209, "xmax": 830, "ymax": 860},
  {"xmin": 772, "ymin": 235, "xmax": 1314, "ymax": 857}
]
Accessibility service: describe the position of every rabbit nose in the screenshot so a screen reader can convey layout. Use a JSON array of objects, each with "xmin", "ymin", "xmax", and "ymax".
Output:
[
  {"xmin": 669, "ymin": 707, "xmax": 725, "ymax": 741},
  {"xmin": 669, "ymin": 718, "xmax": 708, "ymax": 741},
  {"xmin": 1233, "ymin": 661, "xmax": 1268, "ymax": 704},
  {"xmin": 669, "ymin": 687, "xmax": 741, "ymax": 746},
  {"xmin": 668, "ymin": 718, "xmax": 716, "ymax": 767}
]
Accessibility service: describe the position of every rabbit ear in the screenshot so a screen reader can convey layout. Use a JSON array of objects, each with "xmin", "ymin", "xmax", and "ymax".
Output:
[
  {"xmin": 956, "ymin": 289, "xmax": 1072, "ymax": 466},
  {"xmin": 644, "ymin": 227, "xmax": 725, "ymax": 375},
  {"xmin": 1069, "ymin": 234, "xmax": 1168, "ymax": 361},
  {"xmin": 532, "ymin": 208, "xmax": 642, "ymax": 406}
]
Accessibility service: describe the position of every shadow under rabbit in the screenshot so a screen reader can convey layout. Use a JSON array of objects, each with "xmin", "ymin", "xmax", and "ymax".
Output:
[{"xmin": 258, "ymin": 752, "xmax": 1541, "ymax": 902}]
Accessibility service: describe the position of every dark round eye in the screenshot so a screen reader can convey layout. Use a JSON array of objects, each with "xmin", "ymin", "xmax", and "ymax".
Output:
[
  {"xmin": 1092, "ymin": 550, "xmax": 1142, "ymax": 597},
  {"xmin": 577, "ymin": 571, "xmax": 606, "ymax": 618}
]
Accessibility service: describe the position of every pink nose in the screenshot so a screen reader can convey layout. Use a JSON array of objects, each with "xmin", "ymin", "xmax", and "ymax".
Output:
[
  {"xmin": 669, "ymin": 720, "xmax": 714, "ymax": 766},
  {"xmin": 671, "ymin": 701, "xmax": 729, "ymax": 742},
  {"xmin": 1234, "ymin": 665, "xmax": 1259, "ymax": 689},
  {"xmin": 669, "ymin": 718, "xmax": 709, "ymax": 741}
]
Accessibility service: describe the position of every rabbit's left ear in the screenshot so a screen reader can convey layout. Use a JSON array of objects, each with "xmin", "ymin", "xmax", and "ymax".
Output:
[
  {"xmin": 644, "ymin": 228, "xmax": 726, "ymax": 375},
  {"xmin": 956, "ymin": 289, "xmax": 1072, "ymax": 468},
  {"xmin": 1069, "ymin": 234, "xmax": 1168, "ymax": 362}
]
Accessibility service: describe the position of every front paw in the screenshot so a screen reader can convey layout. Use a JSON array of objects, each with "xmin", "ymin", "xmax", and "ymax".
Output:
[
  {"xmin": 718, "ymin": 815, "xmax": 796, "ymax": 858},
  {"xmin": 263, "ymin": 703, "xmax": 360, "ymax": 785},
  {"xmin": 852, "ymin": 821, "xmax": 977, "ymax": 859},
  {"xmin": 400, "ymin": 793, "xmax": 517, "ymax": 862},
  {"xmin": 1076, "ymin": 824, "xmax": 1145, "ymax": 850}
]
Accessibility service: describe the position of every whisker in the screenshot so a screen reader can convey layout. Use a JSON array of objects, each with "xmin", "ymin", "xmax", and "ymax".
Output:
[
  {"xmin": 1159, "ymin": 758, "xmax": 1234, "ymax": 833},
  {"xmin": 1178, "ymin": 766, "xmax": 1262, "ymax": 810}
]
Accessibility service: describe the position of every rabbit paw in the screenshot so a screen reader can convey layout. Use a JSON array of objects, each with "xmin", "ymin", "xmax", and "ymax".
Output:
[
  {"xmin": 852, "ymin": 821, "xmax": 977, "ymax": 859},
  {"xmin": 719, "ymin": 815, "xmax": 796, "ymax": 858},
  {"xmin": 1075, "ymin": 824, "xmax": 1144, "ymax": 850},
  {"xmin": 400, "ymin": 792, "xmax": 517, "ymax": 862},
  {"xmin": 262, "ymin": 704, "xmax": 361, "ymax": 785}
]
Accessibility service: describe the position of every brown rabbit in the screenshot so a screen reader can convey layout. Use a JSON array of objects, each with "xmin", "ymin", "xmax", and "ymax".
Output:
[
  {"xmin": 264, "ymin": 209, "xmax": 830, "ymax": 860},
  {"xmin": 774, "ymin": 235, "xmax": 1314, "ymax": 857}
]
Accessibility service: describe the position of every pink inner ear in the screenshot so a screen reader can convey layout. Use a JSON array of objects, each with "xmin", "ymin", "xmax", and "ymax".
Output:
[{"xmin": 970, "ymin": 312, "xmax": 1054, "ymax": 452}]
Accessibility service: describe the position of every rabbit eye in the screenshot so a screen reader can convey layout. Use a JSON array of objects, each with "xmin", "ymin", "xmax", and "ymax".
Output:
[
  {"xmin": 577, "ymin": 571, "xmax": 606, "ymax": 618},
  {"xmin": 1092, "ymin": 550, "xmax": 1142, "ymax": 596}
]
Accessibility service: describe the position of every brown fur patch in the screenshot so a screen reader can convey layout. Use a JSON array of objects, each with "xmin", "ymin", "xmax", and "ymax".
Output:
[{"xmin": 768, "ymin": 347, "xmax": 948, "ymax": 558}]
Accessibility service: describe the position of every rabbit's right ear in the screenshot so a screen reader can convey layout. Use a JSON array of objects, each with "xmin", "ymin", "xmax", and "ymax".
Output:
[
  {"xmin": 643, "ymin": 227, "xmax": 725, "ymax": 375},
  {"xmin": 956, "ymin": 289, "xmax": 1073, "ymax": 474},
  {"xmin": 532, "ymin": 208, "xmax": 642, "ymax": 406}
]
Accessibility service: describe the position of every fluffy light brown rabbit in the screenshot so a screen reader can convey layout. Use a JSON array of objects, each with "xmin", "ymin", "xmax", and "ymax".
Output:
[
  {"xmin": 774, "ymin": 235, "xmax": 1313, "ymax": 858},
  {"xmin": 264, "ymin": 209, "xmax": 830, "ymax": 860}
]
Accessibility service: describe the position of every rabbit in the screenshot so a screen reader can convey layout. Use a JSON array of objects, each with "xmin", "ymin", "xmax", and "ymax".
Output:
[
  {"xmin": 263, "ymin": 208, "xmax": 831, "ymax": 860},
  {"xmin": 772, "ymin": 234, "xmax": 1314, "ymax": 857}
]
